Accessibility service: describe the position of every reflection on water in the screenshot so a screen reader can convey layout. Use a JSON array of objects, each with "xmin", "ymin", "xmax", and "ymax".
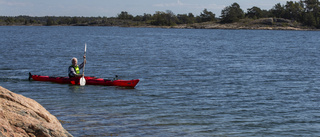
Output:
[{"xmin": 68, "ymin": 85, "xmax": 86, "ymax": 93}]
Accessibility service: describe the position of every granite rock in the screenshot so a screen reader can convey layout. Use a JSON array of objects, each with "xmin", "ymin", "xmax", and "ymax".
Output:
[{"xmin": 0, "ymin": 86, "xmax": 72, "ymax": 137}]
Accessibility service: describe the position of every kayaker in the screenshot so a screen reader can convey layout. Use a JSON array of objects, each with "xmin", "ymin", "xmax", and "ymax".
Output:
[{"xmin": 68, "ymin": 56, "xmax": 86, "ymax": 77}]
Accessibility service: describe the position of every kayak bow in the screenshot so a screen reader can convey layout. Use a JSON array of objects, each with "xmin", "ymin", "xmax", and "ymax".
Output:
[{"xmin": 29, "ymin": 72, "xmax": 139, "ymax": 88}]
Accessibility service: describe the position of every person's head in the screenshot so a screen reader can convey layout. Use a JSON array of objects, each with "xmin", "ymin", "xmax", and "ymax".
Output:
[{"xmin": 71, "ymin": 57, "xmax": 78, "ymax": 66}]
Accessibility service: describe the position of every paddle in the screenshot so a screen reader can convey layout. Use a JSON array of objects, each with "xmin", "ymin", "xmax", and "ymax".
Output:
[{"xmin": 80, "ymin": 43, "xmax": 87, "ymax": 86}]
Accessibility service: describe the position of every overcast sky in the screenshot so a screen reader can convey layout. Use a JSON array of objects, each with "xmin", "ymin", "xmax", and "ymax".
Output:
[{"xmin": 0, "ymin": 0, "xmax": 295, "ymax": 17}]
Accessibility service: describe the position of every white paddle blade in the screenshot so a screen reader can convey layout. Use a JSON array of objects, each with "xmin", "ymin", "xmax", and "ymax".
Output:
[
  {"xmin": 80, "ymin": 76, "xmax": 86, "ymax": 86},
  {"xmin": 85, "ymin": 43, "xmax": 87, "ymax": 52}
]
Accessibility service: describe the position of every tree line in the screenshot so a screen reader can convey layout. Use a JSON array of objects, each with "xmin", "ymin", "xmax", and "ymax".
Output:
[
  {"xmin": 0, "ymin": 0, "xmax": 319, "ymax": 28},
  {"xmin": 220, "ymin": 0, "xmax": 320, "ymax": 28}
]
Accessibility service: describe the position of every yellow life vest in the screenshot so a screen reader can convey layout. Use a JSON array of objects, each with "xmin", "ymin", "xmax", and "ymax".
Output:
[{"xmin": 71, "ymin": 65, "xmax": 80, "ymax": 74}]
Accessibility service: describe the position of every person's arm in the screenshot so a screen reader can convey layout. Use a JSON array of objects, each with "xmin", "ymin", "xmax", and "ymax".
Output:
[
  {"xmin": 79, "ymin": 63, "xmax": 84, "ymax": 69},
  {"xmin": 75, "ymin": 74, "xmax": 83, "ymax": 77},
  {"xmin": 79, "ymin": 56, "xmax": 86, "ymax": 69}
]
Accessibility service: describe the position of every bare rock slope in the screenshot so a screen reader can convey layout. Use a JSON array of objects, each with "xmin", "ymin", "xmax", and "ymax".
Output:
[{"xmin": 0, "ymin": 86, "xmax": 72, "ymax": 137}]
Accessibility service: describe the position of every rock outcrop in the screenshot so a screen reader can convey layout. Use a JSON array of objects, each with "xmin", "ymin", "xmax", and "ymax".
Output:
[
  {"xmin": 0, "ymin": 86, "xmax": 72, "ymax": 137},
  {"xmin": 169, "ymin": 18, "xmax": 305, "ymax": 30}
]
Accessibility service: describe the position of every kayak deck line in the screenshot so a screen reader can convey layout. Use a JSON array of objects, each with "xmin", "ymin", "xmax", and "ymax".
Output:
[{"xmin": 29, "ymin": 72, "xmax": 139, "ymax": 88}]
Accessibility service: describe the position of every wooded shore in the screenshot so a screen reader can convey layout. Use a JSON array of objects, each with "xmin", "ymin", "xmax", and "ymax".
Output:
[{"xmin": 0, "ymin": 17, "xmax": 316, "ymax": 31}]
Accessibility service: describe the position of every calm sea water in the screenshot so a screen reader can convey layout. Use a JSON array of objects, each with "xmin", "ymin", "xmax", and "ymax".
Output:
[{"xmin": 1, "ymin": 26, "xmax": 320, "ymax": 136}]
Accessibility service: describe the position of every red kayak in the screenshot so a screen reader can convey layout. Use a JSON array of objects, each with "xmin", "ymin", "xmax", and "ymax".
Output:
[{"xmin": 29, "ymin": 73, "xmax": 139, "ymax": 88}]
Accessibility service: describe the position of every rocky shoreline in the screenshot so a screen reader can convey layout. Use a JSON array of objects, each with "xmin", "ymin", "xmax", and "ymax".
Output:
[
  {"xmin": 0, "ymin": 86, "xmax": 72, "ymax": 137},
  {"xmin": 133, "ymin": 18, "xmax": 316, "ymax": 31}
]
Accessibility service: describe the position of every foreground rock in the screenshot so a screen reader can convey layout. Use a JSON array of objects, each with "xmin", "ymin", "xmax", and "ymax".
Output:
[{"xmin": 0, "ymin": 86, "xmax": 72, "ymax": 137}]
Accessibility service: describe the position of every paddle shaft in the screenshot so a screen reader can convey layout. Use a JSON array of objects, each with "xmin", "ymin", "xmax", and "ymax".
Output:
[
  {"xmin": 82, "ymin": 43, "xmax": 87, "ymax": 75},
  {"xmin": 79, "ymin": 43, "xmax": 87, "ymax": 86}
]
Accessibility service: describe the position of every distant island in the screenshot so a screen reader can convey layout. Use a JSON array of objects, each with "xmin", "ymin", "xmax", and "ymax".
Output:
[{"xmin": 1, "ymin": 1, "xmax": 319, "ymax": 30}]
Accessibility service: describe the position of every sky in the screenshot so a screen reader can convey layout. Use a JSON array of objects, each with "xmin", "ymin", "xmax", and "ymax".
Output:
[{"xmin": 0, "ymin": 0, "xmax": 295, "ymax": 17}]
